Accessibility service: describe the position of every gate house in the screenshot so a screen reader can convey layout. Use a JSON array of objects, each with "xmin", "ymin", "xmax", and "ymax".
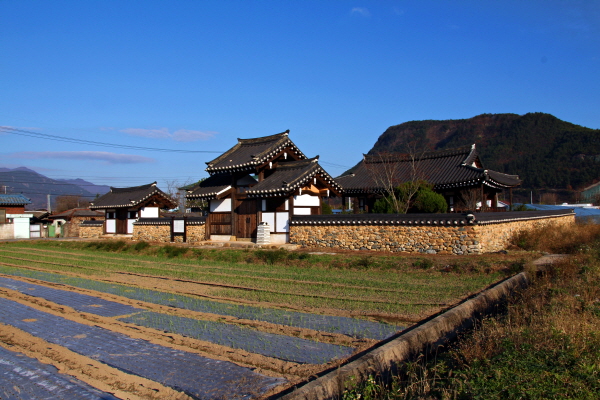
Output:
[
  {"xmin": 90, "ymin": 182, "xmax": 176, "ymax": 235},
  {"xmin": 186, "ymin": 131, "xmax": 341, "ymax": 243}
]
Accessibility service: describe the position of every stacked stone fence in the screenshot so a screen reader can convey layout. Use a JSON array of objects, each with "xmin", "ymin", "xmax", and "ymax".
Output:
[
  {"xmin": 79, "ymin": 221, "xmax": 104, "ymax": 238},
  {"xmin": 132, "ymin": 217, "xmax": 206, "ymax": 244},
  {"xmin": 289, "ymin": 210, "xmax": 575, "ymax": 255}
]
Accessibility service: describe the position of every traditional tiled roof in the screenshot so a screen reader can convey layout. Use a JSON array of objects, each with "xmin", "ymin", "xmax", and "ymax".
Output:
[
  {"xmin": 186, "ymin": 173, "xmax": 233, "ymax": 200},
  {"xmin": 247, "ymin": 157, "xmax": 342, "ymax": 197},
  {"xmin": 0, "ymin": 194, "xmax": 31, "ymax": 206},
  {"xmin": 90, "ymin": 182, "xmax": 176, "ymax": 209},
  {"xmin": 336, "ymin": 144, "xmax": 521, "ymax": 193},
  {"xmin": 205, "ymin": 130, "xmax": 307, "ymax": 174},
  {"xmin": 48, "ymin": 208, "xmax": 104, "ymax": 220},
  {"xmin": 291, "ymin": 209, "xmax": 573, "ymax": 226}
]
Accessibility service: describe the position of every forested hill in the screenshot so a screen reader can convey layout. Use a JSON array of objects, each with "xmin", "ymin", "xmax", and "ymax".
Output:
[{"xmin": 364, "ymin": 113, "xmax": 600, "ymax": 190}]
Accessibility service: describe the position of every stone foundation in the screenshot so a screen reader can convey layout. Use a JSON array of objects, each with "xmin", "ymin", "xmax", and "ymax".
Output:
[{"xmin": 290, "ymin": 211, "xmax": 575, "ymax": 255}]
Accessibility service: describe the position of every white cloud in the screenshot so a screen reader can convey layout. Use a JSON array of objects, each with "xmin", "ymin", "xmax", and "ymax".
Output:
[
  {"xmin": 351, "ymin": 7, "xmax": 370, "ymax": 17},
  {"xmin": 9, "ymin": 151, "xmax": 155, "ymax": 164},
  {"xmin": 121, "ymin": 127, "xmax": 217, "ymax": 142}
]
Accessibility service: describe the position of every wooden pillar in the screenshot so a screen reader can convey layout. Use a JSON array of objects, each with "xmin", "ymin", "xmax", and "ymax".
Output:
[
  {"xmin": 480, "ymin": 184, "xmax": 486, "ymax": 212},
  {"xmin": 230, "ymin": 175, "xmax": 237, "ymax": 240},
  {"xmin": 509, "ymin": 188, "xmax": 513, "ymax": 211}
]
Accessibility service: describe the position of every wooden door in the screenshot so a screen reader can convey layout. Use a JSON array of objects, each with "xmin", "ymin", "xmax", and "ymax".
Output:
[
  {"xmin": 116, "ymin": 209, "xmax": 128, "ymax": 234},
  {"xmin": 236, "ymin": 199, "xmax": 257, "ymax": 239}
]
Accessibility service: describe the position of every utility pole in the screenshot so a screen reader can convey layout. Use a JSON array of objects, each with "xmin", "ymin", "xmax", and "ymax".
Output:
[{"xmin": 47, "ymin": 194, "xmax": 51, "ymax": 213}]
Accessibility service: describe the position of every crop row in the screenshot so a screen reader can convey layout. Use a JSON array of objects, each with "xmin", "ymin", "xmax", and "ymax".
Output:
[{"xmin": 0, "ymin": 264, "xmax": 401, "ymax": 340}]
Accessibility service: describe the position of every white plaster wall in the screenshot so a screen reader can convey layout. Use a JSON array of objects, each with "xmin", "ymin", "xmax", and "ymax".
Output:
[
  {"xmin": 140, "ymin": 207, "xmax": 159, "ymax": 218},
  {"xmin": 294, "ymin": 194, "xmax": 320, "ymax": 206},
  {"xmin": 210, "ymin": 199, "xmax": 232, "ymax": 212},
  {"xmin": 106, "ymin": 219, "xmax": 116, "ymax": 233},
  {"xmin": 127, "ymin": 219, "xmax": 136, "ymax": 234}
]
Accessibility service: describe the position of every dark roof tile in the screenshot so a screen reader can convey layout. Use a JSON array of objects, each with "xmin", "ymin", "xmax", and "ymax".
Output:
[
  {"xmin": 205, "ymin": 131, "xmax": 307, "ymax": 173},
  {"xmin": 90, "ymin": 182, "xmax": 176, "ymax": 209},
  {"xmin": 248, "ymin": 157, "xmax": 342, "ymax": 196},
  {"xmin": 186, "ymin": 174, "xmax": 233, "ymax": 200},
  {"xmin": 336, "ymin": 144, "xmax": 521, "ymax": 193}
]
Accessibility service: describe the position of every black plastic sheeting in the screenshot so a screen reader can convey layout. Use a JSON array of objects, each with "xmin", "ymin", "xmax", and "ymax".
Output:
[
  {"xmin": 0, "ymin": 266, "xmax": 402, "ymax": 340},
  {"xmin": 0, "ymin": 345, "xmax": 119, "ymax": 400},
  {"xmin": 0, "ymin": 298, "xmax": 285, "ymax": 400},
  {"xmin": 0, "ymin": 276, "xmax": 142, "ymax": 317},
  {"xmin": 122, "ymin": 311, "xmax": 353, "ymax": 364},
  {"xmin": 0, "ymin": 275, "xmax": 353, "ymax": 364}
]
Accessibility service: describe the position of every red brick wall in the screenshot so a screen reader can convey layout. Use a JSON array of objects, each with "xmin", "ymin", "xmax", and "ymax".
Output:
[{"xmin": 0, "ymin": 206, "xmax": 26, "ymax": 214}]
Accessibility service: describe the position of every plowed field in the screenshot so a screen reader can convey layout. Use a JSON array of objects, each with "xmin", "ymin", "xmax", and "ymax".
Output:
[{"xmin": 0, "ymin": 241, "xmax": 523, "ymax": 399}]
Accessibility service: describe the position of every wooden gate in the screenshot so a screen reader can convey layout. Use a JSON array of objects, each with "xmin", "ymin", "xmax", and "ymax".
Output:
[
  {"xmin": 236, "ymin": 199, "xmax": 257, "ymax": 239},
  {"xmin": 116, "ymin": 209, "xmax": 128, "ymax": 234}
]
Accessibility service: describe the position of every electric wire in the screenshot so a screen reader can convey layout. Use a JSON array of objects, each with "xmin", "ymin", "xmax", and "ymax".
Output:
[{"xmin": 0, "ymin": 127, "xmax": 223, "ymax": 154}]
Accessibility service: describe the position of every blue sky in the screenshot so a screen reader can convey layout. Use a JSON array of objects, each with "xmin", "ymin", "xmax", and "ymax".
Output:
[{"xmin": 1, "ymin": 1, "xmax": 599, "ymax": 192}]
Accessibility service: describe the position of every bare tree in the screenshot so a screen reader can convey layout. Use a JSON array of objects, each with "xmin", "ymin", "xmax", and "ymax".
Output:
[
  {"xmin": 457, "ymin": 188, "xmax": 480, "ymax": 212},
  {"xmin": 164, "ymin": 178, "xmax": 208, "ymax": 213},
  {"xmin": 54, "ymin": 195, "xmax": 90, "ymax": 213},
  {"xmin": 540, "ymin": 192, "xmax": 558, "ymax": 205},
  {"xmin": 366, "ymin": 143, "xmax": 427, "ymax": 214}
]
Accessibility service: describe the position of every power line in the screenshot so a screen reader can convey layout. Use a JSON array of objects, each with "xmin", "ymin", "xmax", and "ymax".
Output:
[{"xmin": 0, "ymin": 127, "xmax": 223, "ymax": 154}]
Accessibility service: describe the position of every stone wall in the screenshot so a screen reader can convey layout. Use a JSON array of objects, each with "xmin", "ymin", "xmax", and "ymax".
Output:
[
  {"xmin": 66, "ymin": 216, "xmax": 104, "ymax": 238},
  {"xmin": 133, "ymin": 224, "xmax": 171, "ymax": 242},
  {"xmin": 79, "ymin": 224, "xmax": 103, "ymax": 238},
  {"xmin": 290, "ymin": 211, "xmax": 575, "ymax": 255},
  {"xmin": 475, "ymin": 215, "xmax": 575, "ymax": 253},
  {"xmin": 0, "ymin": 223, "xmax": 14, "ymax": 240},
  {"xmin": 132, "ymin": 221, "xmax": 205, "ymax": 244}
]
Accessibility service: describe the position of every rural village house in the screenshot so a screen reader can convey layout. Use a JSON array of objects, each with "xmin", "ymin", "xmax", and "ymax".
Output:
[
  {"xmin": 186, "ymin": 130, "xmax": 342, "ymax": 243},
  {"xmin": 89, "ymin": 182, "xmax": 176, "ymax": 235},
  {"xmin": 335, "ymin": 145, "xmax": 521, "ymax": 213},
  {"xmin": 0, "ymin": 194, "xmax": 33, "ymax": 239}
]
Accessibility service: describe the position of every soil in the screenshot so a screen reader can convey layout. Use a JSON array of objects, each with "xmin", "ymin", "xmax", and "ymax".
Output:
[{"xmin": 0, "ymin": 243, "xmax": 536, "ymax": 399}]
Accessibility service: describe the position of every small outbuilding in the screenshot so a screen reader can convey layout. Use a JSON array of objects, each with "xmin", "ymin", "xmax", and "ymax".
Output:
[
  {"xmin": 47, "ymin": 208, "xmax": 105, "ymax": 237},
  {"xmin": 0, "ymin": 194, "xmax": 33, "ymax": 239},
  {"xmin": 90, "ymin": 182, "xmax": 176, "ymax": 235}
]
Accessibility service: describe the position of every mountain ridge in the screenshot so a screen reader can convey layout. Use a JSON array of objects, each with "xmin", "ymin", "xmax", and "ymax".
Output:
[
  {"xmin": 0, "ymin": 168, "xmax": 110, "ymax": 210},
  {"xmin": 360, "ymin": 113, "xmax": 600, "ymax": 190}
]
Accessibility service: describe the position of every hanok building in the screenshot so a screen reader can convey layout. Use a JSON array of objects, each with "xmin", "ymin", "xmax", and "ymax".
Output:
[
  {"xmin": 336, "ymin": 145, "xmax": 521, "ymax": 212},
  {"xmin": 89, "ymin": 182, "xmax": 176, "ymax": 235},
  {"xmin": 186, "ymin": 131, "xmax": 341, "ymax": 243}
]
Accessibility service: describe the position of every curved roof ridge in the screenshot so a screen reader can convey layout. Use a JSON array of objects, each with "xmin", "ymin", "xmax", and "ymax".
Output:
[
  {"xmin": 365, "ymin": 145, "xmax": 474, "ymax": 164},
  {"xmin": 110, "ymin": 182, "xmax": 157, "ymax": 193},
  {"xmin": 237, "ymin": 130, "xmax": 289, "ymax": 144}
]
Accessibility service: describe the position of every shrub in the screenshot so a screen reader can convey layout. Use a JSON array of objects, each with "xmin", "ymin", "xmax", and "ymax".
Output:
[
  {"xmin": 158, "ymin": 245, "xmax": 188, "ymax": 258},
  {"xmin": 254, "ymin": 248, "xmax": 288, "ymax": 265},
  {"xmin": 412, "ymin": 185, "xmax": 447, "ymax": 213},
  {"xmin": 132, "ymin": 241, "xmax": 150, "ymax": 252}
]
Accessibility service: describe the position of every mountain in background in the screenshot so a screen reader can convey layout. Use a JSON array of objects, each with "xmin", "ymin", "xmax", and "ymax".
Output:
[
  {"xmin": 56, "ymin": 178, "xmax": 110, "ymax": 197},
  {"xmin": 0, "ymin": 168, "xmax": 109, "ymax": 210},
  {"xmin": 357, "ymin": 113, "xmax": 600, "ymax": 191}
]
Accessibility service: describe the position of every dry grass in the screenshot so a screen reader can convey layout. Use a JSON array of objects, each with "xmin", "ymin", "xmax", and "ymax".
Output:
[
  {"xmin": 343, "ymin": 222, "xmax": 600, "ymax": 399},
  {"xmin": 511, "ymin": 221, "xmax": 600, "ymax": 254}
]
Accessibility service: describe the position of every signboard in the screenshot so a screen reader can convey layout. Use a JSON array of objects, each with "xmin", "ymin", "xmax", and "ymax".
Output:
[{"xmin": 173, "ymin": 219, "xmax": 185, "ymax": 233}]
